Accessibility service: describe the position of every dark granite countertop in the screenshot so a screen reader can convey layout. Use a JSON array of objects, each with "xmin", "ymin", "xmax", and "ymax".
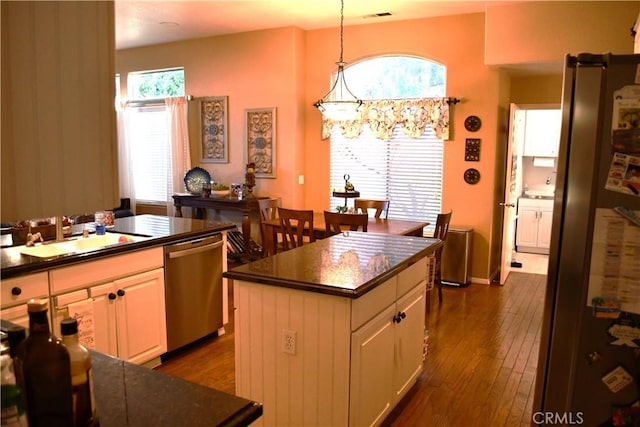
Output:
[
  {"xmin": 1, "ymin": 215, "xmax": 236, "ymax": 279},
  {"xmin": 93, "ymin": 352, "xmax": 262, "ymax": 426},
  {"xmin": 223, "ymin": 232, "xmax": 442, "ymax": 298}
]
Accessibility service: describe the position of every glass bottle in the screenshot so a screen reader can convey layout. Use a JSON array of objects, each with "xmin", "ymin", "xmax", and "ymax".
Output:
[
  {"xmin": 1, "ymin": 354, "xmax": 28, "ymax": 426},
  {"xmin": 6, "ymin": 326, "xmax": 26, "ymax": 359},
  {"xmin": 60, "ymin": 318, "xmax": 97, "ymax": 427},
  {"xmin": 13, "ymin": 299, "xmax": 73, "ymax": 427}
]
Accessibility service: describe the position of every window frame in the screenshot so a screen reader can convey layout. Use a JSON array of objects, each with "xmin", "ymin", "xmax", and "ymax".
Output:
[{"xmin": 328, "ymin": 56, "xmax": 446, "ymax": 233}]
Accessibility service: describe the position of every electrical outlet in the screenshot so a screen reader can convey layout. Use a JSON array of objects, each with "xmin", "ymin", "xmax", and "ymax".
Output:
[{"xmin": 282, "ymin": 329, "xmax": 296, "ymax": 355}]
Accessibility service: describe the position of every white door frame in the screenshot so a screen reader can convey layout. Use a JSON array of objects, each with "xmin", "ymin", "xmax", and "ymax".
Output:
[{"xmin": 499, "ymin": 104, "xmax": 525, "ymax": 285}]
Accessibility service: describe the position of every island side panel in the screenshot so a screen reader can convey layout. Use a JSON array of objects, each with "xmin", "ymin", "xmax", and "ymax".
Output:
[{"xmin": 234, "ymin": 280, "xmax": 352, "ymax": 427}]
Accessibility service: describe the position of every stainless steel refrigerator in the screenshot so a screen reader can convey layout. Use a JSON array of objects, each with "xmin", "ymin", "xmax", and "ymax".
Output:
[{"xmin": 534, "ymin": 53, "xmax": 640, "ymax": 426}]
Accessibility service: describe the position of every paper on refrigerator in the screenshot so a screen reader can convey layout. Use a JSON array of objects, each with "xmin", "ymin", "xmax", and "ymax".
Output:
[
  {"xmin": 605, "ymin": 152, "xmax": 640, "ymax": 196},
  {"xmin": 587, "ymin": 208, "xmax": 640, "ymax": 314}
]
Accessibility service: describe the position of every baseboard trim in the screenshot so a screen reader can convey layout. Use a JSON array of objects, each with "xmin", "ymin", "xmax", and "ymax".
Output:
[{"xmin": 471, "ymin": 276, "xmax": 492, "ymax": 285}]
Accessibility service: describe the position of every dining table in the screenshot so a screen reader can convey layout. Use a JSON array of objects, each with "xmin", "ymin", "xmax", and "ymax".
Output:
[{"xmin": 261, "ymin": 211, "xmax": 430, "ymax": 256}]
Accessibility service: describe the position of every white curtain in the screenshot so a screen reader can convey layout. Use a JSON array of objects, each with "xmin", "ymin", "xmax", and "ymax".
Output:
[
  {"xmin": 115, "ymin": 100, "xmax": 137, "ymax": 214},
  {"xmin": 165, "ymin": 97, "xmax": 191, "ymax": 216}
]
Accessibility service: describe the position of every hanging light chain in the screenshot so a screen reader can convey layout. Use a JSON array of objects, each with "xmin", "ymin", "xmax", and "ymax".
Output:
[
  {"xmin": 313, "ymin": 0, "xmax": 363, "ymax": 119},
  {"xmin": 339, "ymin": 0, "xmax": 345, "ymax": 63}
]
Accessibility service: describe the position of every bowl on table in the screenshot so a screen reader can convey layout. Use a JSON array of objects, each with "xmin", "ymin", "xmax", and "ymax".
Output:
[{"xmin": 211, "ymin": 189, "xmax": 231, "ymax": 197}]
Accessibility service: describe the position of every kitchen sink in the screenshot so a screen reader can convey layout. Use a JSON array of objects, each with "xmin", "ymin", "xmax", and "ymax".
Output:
[
  {"xmin": 523, "ymin": 190, "xmax": 555, "ymax": 199},
  {"xmin": 18, "ymin": 243, "xmax": 76, "ymax": 258},
  {"xmin": 18, "ymin": 232, "xmax": 149, "ymax": 258}
]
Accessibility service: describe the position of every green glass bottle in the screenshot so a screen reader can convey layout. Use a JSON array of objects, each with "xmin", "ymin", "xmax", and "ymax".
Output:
[{"xmin": 1, "ymin": 354, "xmax": 28, "ymax": 426}]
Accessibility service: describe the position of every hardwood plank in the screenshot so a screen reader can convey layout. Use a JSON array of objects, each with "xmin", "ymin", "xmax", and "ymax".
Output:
[{"xmin": 155, "ymin": 271, "xmax": 547, "ymax": 426}]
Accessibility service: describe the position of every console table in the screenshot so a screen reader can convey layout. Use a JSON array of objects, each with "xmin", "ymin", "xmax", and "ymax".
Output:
[{"xmin": 172, "ymin": 194, "xmax": 266, "ymax": 259}]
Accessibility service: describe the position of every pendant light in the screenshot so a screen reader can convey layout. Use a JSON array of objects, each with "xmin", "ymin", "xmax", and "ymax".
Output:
[{"xmin": 314, "ymin": 0, "xmax": 362, "ymax": 121}]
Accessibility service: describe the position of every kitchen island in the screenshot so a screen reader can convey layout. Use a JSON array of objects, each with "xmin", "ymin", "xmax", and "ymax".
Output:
[
  {"xmin": 224, "ymin": 232, "xmax": 442, "ymax": 427},
  {"xmin": 93, "ymin": 351, "xmax": 262, "ymax": 426},
  {"xmin": 0, "ymin": 314, "xmax": 263, "ymax": 427}
]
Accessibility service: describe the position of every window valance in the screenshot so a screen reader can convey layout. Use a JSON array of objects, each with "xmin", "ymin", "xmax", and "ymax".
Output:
[{"xmin": 321, "ymin": 97, "xmax": 451, "ymax": 141}]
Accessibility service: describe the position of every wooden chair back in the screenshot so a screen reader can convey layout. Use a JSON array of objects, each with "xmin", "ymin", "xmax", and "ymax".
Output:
[
  {"xmin": 323, "ymin": 211, "xmax": 369, "ymax": 237},
  {"xmin": 258, "ymin": 198, "xmax": 282, "ymax": 256},
  {"xmin": 258, "ymin": 198, "xmax": 281, "ymax": 222},
  {"xmin": 278, "ymin": 207, "xmax": 315, "ymax": 251},
  {"xmin": 430, "ymin": 210, "xmax": 453, "ymax": 305},
  {"xmin": 433, "ymin": 210, "xmax": 452, "ymax": 241},
  {"xmin": 354, "ymin": 199, "xmax": 390, "ymax": 219},
  {"xmin": 71, "ymin": 214, "xmax": 95, "ymax": 225}
]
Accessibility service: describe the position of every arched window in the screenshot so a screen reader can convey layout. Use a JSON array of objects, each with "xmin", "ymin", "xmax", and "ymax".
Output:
[{"xmin": 329, "ymin": 56, "xmax": 446, "ymax": 231}]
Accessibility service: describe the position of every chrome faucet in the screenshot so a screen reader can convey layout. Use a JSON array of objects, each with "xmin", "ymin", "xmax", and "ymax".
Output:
[
  {"xmin": 546, "ymin": 176, "xmax": 551, "ymax": 185},
  {"xmin": 55, "ymin": 215, "xmax": 64, "ymax": 242}
]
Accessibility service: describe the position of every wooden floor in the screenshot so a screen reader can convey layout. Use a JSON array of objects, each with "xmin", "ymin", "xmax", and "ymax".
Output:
[{"xmin": 155, "ymin": 271, "xmax": 547, "ymax": 426}]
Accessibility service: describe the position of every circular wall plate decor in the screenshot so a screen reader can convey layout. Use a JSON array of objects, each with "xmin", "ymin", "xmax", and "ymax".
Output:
[
  {"xmin": 464, "ymin": 115, "xmax": 482, "ymax": 132},
  {"xmin": 464, "ymin": 168, "xmax": 481, "ymax": 185}
]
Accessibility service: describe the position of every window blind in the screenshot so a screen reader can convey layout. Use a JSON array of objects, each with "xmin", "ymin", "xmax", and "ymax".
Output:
[
  {"xmin": 127, "ymin": 104, "xmax": 169, "ymax": 203},
  {"xmin": 330, "ymin": 124, "xmax": 443, "ymax": 233}
]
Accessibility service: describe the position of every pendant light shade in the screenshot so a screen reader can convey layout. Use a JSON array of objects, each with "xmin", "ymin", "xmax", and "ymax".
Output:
[{"xmin": 314, "ymin": 0, "xmax": 362, "ymax": 121}]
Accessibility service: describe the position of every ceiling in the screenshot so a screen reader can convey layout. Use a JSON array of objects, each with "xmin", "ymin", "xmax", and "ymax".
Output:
[{"xmin": 115, "ymin": 0, "xmax": 520, "ymax": 50}]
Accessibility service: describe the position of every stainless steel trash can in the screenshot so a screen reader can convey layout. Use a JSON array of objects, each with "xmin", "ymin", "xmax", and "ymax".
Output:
[{"xmin": 441, "ymin": 227, "xmax": 473, "ymax": 287}]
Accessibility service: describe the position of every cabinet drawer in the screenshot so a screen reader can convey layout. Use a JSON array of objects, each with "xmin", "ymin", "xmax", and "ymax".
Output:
[
  {"xmin": 1, "ymin": 304, "xmax": 30, "ymax": 329},
  {"xmin": 54, "ymin": 289, "xmax": 90, "ymax": 308},
  {"xmin": 52, "ymin": 289, "xmax": 90, "ymax": 337},
  {"xmin": 397, "ymin": 257, "xmax": 428, "ymax": 298},
  {"xmin": 351, "ymin": 276, "xmax": 396, "ymax": 331},
  {"xmin": 1, "ymin": 272, "xmax": 49, "ymax": 308},
  {"xmin": 50, "ymin": 247, "xmax": 163, "ymax": 294}
]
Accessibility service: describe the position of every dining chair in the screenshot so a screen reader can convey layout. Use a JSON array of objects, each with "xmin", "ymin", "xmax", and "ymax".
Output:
[
  {"xmin": 428, "ymin": 210, "xmax": 453, "ymax": 307},
  {"xmin": 278, "ymin": 207, "xmax": 315, "ymax": 251},
  {"xmin": 323, "ymin": 211, "xmax": 369, "ymax": 238},
  {"xmin": 354, "ymin": 199, "xmax": 390, "ymax": 219},
  {"xmin": 258, "ymin": 198, "xmax": 282, "ymax": 256}
]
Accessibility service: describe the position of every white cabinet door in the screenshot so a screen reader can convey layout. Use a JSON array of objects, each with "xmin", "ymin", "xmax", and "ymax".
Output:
[
  {"xmin": 516, "ymin": 207, "xmax": 538, "ymax": 247},
  {"xmin": 90, "ymin": 282, "xmax": 119, "ymax": 357},
  {"xmin": 114, "ymin": 268, "xmax": 167, "ymax": 365},
  {"xmin": 523, "ymin": 109, "xmax": 561, "ymax": 157},
  {"xmin": 538, "ymin": 208, "xmax": 554, "ymax": 249},
  {"xmin": 393, "ymin": 284, "xmax": 426, "ymax": 403},
  {"xmin": 350, "ymin": 304, "xmax": 396, "ymax": 427},
  {"xmin": 517, "ymin": 199, "xmax": 554, "ymax": 253}
]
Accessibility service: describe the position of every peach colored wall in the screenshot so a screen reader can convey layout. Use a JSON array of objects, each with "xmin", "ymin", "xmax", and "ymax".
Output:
[
  {"xmin": 486, "ymin": 1, "xmax": 638, "ymax": 67},
  {"xmin": 304, "ymin": 13, "xmax": 502, "ymax": 281},
  {"xmin": 116, "ymin": 27, "xmax": 305, "ymax": 209},
  {"xmin": 511, "ymin": 75, "xmax": 563, "ymax": 105}
]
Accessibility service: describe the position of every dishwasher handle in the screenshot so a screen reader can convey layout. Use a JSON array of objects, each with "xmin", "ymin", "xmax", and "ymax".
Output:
[{"xmin": 166, "ymin": 237, "xmax": 224, "ymax": 259}]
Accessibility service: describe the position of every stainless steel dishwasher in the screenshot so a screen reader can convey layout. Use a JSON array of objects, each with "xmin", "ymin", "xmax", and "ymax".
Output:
[{"xmin": 164, "ymin": 234, "xmax": 224, "ymax": 352}]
